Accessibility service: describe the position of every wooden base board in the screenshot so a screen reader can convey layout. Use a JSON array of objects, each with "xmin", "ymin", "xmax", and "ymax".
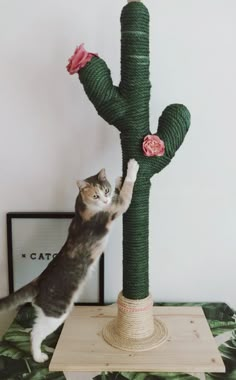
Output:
[{"xmin": 49, "ymin": 305, "xmax": 225, "ymax": 373}]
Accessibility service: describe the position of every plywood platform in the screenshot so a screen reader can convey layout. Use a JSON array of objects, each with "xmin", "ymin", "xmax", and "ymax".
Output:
[{"xmin": 49, "ymin": 305, "xmax": 225, "ymax": 373}]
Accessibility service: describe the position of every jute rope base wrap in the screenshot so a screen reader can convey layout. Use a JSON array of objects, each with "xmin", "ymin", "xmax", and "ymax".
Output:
[{"xmin": 103, "ymin": 292, "xmax": 168, "ymax": 351}]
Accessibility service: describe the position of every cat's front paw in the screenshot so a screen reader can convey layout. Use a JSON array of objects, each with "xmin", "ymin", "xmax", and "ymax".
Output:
[
  {"xmin": 127, "ymin": 159, "xmax": 139, "ymax": 182},
  {"xmin": 33, "ymin": 352, "xmax": 49, "ymax": 363}
]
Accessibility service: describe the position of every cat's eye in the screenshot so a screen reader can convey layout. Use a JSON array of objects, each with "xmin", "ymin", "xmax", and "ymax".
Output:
[
  {"xmin": 105, "ymin": 188, "xmax": 109, "ymax": 195},
  {"xmin": 93, "ymin": 194, "xmax": 99, "ymax": 199}
]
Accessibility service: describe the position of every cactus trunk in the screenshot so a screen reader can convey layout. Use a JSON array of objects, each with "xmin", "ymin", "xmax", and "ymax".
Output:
[
  {"xmin": 122, "ymin": 174, "xmax": 150, "ymax": 299},
  {"xmin": 120, "ymin": 3, "xmax": 151, "ymax": 299}
]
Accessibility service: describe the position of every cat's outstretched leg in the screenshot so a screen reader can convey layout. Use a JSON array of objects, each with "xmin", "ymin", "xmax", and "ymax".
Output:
[
  {"xmin": 111, "ymin": 159, "xmax": 139, "ymax": 217},
  {"xmin": 31, "ymin": 307, "xmax": 67, "ymax": 362},
  {"xmin": 112, "ymin": 176, "xmax": 123, "ymax": 204},
  {"xmin": 115, "ymin": 176, "xmax": 123, "ymax": 193},
  {"xmin": 125, "ymin": 159, "xmax": 139, "ymax": 183}
]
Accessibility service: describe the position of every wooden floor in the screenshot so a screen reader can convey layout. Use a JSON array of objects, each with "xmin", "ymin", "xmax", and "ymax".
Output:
[{"xmin": 50, "ymin": 305, "xmax": 225, "ymax": 374}]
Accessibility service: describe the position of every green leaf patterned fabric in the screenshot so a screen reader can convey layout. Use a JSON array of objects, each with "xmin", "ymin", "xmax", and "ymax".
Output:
[
  {"xmin": 0, "ymin": 304, "xmax": 65, "ymax": 380},
  {"xmin": 0, "ymin": 303, "xmax": 235, "ymax": 380}
]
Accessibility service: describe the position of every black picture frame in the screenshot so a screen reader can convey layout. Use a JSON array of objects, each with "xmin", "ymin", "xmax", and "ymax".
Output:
[{"xmin": 7, "ymin": 212, "xmax": 104, "ymax": 306}]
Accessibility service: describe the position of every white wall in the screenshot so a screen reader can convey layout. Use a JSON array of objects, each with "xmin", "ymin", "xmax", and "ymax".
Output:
[{"xmin": 0, "ymin": 0, "xmax": 235, "ymax": 308}]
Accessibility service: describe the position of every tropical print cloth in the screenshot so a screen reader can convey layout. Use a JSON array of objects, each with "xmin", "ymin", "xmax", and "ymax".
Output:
[{"xmin": 0, "ymin": 303, "xmax": 235, "ymax": 380}]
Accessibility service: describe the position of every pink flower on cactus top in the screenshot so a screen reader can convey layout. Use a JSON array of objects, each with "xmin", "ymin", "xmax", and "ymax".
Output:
[
  {"xmin": 66, "ymin": 44, "xmax": 98, "ymax": 75},
  {"xmin": 142, "ymin": 135, "xmax": 165, "ymax": 157}
]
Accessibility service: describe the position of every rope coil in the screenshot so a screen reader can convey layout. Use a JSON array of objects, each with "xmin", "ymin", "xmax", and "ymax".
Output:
[{"xmin": 103, "ymin": 292, "xmax": 168, "ymax": 351}]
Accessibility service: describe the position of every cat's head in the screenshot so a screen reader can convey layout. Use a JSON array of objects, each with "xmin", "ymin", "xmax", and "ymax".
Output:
[{"xmin": 77, "ymin": 169, "xmax": 112, "ymax": 211}]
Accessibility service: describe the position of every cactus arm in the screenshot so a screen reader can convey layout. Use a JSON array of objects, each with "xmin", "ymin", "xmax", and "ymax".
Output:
[
  {"xmin": 79, "ymin": 57, "xmax": 127, "ymax": 132},
  {"xmin": 149, "ymin": 104, "xmax": 191, "ymax": 176}
]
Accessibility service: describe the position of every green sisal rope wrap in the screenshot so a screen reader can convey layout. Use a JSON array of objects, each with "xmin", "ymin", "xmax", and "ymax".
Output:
[{"xmin": 77, "ymin": 2, "xmax": 190, "ymax": 299}]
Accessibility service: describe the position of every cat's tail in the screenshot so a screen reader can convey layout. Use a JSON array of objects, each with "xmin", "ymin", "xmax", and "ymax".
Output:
[{"xmin": 0, "ymin": 282, "xmax": 38, "ymax": 311}]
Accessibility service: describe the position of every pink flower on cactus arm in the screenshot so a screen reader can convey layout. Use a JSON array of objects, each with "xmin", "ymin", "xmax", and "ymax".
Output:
[
  {"xmin": 66, "ymin": 43, "xmax": 98, "ymax": 75},
  {"xmin": 142, "ymin": 135, "xmax": 165, "ymax": 157}
]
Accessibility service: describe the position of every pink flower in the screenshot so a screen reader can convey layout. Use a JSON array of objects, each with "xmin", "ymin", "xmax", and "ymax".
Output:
[
  {"xmin": 142, "ymin": 135, "xmax": 165, "ymax": 157},
  {"xmin": 66, "ymin": 43, "xmax": 98, "ymax": 75}
]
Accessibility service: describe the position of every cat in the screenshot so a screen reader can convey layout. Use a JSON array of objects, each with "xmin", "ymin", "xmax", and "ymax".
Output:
[{"xmin": 0, "ymin": 158, "xmax": 139, "ymax": 363}]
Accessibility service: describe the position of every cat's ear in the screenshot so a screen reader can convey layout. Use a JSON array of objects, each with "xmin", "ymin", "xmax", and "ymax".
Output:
[
  {"xmin": 76, "ymin": 180, "xmax": 89, "ymax": 190},
  {"xmin": 97, "ymin": 168, "xmax": 106, "ymax": 181}
]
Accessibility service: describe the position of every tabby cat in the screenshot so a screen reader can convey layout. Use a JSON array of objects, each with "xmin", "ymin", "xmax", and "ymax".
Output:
[{"xmin": 0, "ymin": 159, "xmax": 139, "ymax": 362}]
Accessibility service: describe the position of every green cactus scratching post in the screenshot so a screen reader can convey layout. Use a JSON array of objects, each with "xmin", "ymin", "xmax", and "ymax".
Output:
[{"xmin": 68, "ymin": 0, "xmax": 190, "ymax": 351}]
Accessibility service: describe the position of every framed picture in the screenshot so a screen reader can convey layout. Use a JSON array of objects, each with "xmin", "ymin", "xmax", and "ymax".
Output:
[{"xmin": 7, "ymin": 212, "xmax": 104, "ymax": 305}]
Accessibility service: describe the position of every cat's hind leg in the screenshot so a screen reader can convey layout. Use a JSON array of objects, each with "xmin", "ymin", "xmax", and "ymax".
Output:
[{"xmin": 31, "ymin": 306, "xmax": 67, "ymax": 363}]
